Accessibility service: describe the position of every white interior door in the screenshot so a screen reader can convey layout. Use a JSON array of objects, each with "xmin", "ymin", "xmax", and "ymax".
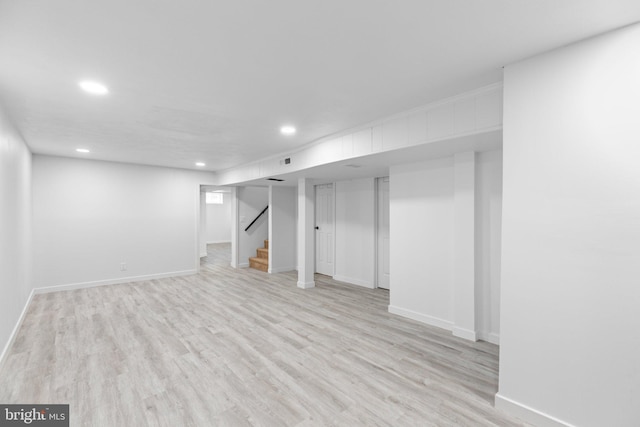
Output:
[
  {"xmin": 315, "ymin": 184, "xmax": 334, "ymax": 276},
  {"xmin": 377, "ymin": 177, "xmax": 390, "ymax": 289}
]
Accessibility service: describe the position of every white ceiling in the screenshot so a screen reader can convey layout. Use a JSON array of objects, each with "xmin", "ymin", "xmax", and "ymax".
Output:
[{"xmin": 1, "ymin": 1, "xmax": 638, "ymax": 172}]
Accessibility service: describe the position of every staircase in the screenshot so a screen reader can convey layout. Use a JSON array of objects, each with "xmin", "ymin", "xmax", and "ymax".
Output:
[{"xmin": 249, "ymin": 240, "xmax": 269, "ymax": 272}]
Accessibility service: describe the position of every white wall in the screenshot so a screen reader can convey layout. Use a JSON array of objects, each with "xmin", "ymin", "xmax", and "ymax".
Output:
[
  {"xmin": 497, "ymin": 24, "xmax": 640, "ymax": 427},
  {"xmin": 269, "ymin": 186, "xmax": 296, "ymax": 273},
  {"xmin": 237, "ymin": 186, "xmax": 269, "ymax": 267},
  {"xmin": 388, "ymin": 150, "xmax": 502, "ymax": 341},
  {"xmin": 334, "ymin": 178, "xmax": 376, "ymax": 288},
  {"xmin": 475, "ymin": 150, "xmax": 502, "ymax": 343},
  {"xmin": 32, "ymin": 156, "xmax": 214, "ymax": 289},
  {"xmin": 389, "ymin": 157, "xmax": 455, "ymax": 329},
  {"xmin": 199, "ymin": 190, "xmax": 207, "ymax": 257},
  {"xmin": 0, "ymin": 104, "xmax": 32, "ymax": 361},
  {"xmin": 205, "ymin": 193, "xmax": 232, "ymax": 243}
]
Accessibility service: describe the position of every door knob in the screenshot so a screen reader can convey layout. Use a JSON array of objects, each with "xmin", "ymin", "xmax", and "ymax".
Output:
[{"xmin": 315, "ymin": 226, "xmax": 319, "ymax": 230}]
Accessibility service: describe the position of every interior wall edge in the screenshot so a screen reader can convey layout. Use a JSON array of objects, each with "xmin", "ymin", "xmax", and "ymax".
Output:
[
  {"xmin": 0, "ymin": 289, "xmax": 35, "ymax": 373},
  {"xmin": 494, "ymin": 394, "xmax": 575, "ymax": 427},
  {"xmin": 388, "ymin": 305, "xmax": 454, "ymax": 331},
  {"xmin": 32, "ymin": 269, "xmax": 197, "ymax": 295},
  {"xmin": 332, "ymin": 275, "xmax": 374, "ymax": 289}
]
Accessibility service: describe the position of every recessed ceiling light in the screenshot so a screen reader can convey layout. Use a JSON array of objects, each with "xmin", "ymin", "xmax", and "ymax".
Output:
[
  {"xmin": 195, "ymin": 162, "xmax": 206, "ymax": 167},
  {"xmin": 78, "ymin": 80, "xmax": 109, "ymax": 95},
  {"xmin": 280, "ymin": 126, "xmax": 296, "ymax": 135},
  {"xmin": 76, "ymin": 148, "xmax": 90, "ymax": 153}
]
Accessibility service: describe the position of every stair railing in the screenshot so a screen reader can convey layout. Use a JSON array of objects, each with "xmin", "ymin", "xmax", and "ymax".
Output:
[{"xmin": 245, "ymin": 206, "xmax": 269, "ymax": 232}]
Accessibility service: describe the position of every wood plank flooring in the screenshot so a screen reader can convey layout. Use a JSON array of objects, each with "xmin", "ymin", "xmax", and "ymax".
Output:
[{"xmin": 0, "ymin": 243, "xmax": 530, "ymax": 426}]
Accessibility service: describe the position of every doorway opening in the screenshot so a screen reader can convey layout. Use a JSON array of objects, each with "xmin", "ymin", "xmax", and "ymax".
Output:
[{"xmin": 199, "ymin": 186, "xmax": 233, "ymax": 269}]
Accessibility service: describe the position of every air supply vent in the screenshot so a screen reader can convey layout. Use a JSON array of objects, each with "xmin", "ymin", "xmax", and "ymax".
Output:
[{"xmin": 266, "ymin": 178, "xmax": 284, "ymax": 182}]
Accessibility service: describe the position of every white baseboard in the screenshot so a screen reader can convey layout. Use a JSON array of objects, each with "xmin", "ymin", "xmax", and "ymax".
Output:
[
  {"xmin": 33, "ymin": 269, "xmax": 198, "ymax": 294},
  {"xmin": 478, "ymin": 331, "xmax": 500, "ymax": 345},
  {"xmin": 268, "ymin": 266, "xmax": 295, "ymax": 274},
  {"xmin": 495, "ymin": 393, "xmax": 575, "ymax": 427},
  {"xmin": 297, "ymin": 281, "xmax": 315, "ymax": 289},
  {"xmin": 388, "ymin": 305, "xmax": 453, "ymax": 331},
  {"xmin": 332, "ymin": 275, "xmax": 374, "ymax": 289},
  {"xmin": 207, "ymin": 240, "xmax": 231, "ymax": 244},
  {"xmin": 0, "ymin": 289, "xmax": 35, "ymax": 371},
  {"xmin": 237, "ymin": 262, "xmax": 249, "ymax": 268},
  {"xmin": 452, "ymin": 326, "xmax": 478, "ymax": 342}
]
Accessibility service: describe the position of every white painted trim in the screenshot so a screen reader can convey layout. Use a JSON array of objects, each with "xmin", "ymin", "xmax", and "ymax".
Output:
[
  {"xmin": 200, "ymin": 252, "xmax": 208, "ymax": 258},
  {"xmin": 268, "ymin": 266, "xmax": 296, "ymax": 274},
  {"xmin": 297, "ymin": 281, "xmax": 315, "ymax": 289},
  {"xmin": 0, "ymin": 289, "xmax": 35, "ymax": 371},
  {"xmin": 452, "ymin": 326, "xmax": 478, "ymax": 342},
  {"xmin": 33, "ymin": 270, "xmax": 197, "ymax": 294},
  {"xmin": 495, "ymin": 393, "xmax": 575, "ymax": 427},
  {"xmin": 478, "ymin": 331, "xmax": 500, "ymax": 345},
  {"xmin": 207, "ymin": 240, "xmax": 231, "ymax": 244},
  {"xmin": 333, "ymin": 275, "xmax": 374, "ymax": 289},
  {"xmin": 237, "ymin": 262, "xmax": 249, "ymax": 268},
  {"xmin": 388, "ymin": 305, "xmax": 453, "ymax": 331}
]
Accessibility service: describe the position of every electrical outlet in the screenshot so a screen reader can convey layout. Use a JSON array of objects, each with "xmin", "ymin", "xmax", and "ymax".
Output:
[{"xmin": 120, "ymin": 262, "xmax": 127, "ymax": 271}]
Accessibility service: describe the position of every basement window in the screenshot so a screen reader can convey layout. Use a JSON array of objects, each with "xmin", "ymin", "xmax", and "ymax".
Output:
[{"xmin": 206, "ymin": 193, "xmax": 224, "ymax": 204}]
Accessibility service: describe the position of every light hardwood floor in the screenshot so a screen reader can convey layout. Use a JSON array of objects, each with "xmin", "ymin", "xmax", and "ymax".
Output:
[{"xmin": 0, "ymin": 243, "xmax": 530, "ymax": 426}]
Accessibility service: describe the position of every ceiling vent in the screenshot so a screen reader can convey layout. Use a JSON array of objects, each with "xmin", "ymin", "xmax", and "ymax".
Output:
[{"xmin": 266, "ymin": 178, "xmax": 284, "ymax": 182}]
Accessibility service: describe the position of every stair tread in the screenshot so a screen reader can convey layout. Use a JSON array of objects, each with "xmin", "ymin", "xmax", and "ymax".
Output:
[{"xmin": 249, "ymin": 256, "xmax": 268, "ymax": 265}]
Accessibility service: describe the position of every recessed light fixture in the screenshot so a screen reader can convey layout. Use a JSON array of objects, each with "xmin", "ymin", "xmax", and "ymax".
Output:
[
  {"xmin": 78, "ymin": 80, "xmax": 109, "ymax": 95},
  {"xmin": 280, "ymin": 125, "xmax": 296, "ymax": 135},
  {"xmin": 195, "ymin": 162, "xmax": 206, "ymax": 167},
  {"xmin": 76, "ymin": 148, "xmax": 90, "ymax": 153}
]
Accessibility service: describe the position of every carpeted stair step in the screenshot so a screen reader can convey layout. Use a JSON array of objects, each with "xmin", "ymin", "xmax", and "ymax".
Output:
[{"xmin": 249, "ymin": 256, "xmax": 268, "ymax": 272}]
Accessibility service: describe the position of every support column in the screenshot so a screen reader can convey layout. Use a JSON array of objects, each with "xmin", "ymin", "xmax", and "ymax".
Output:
[
  {"xmin": 230, "ymin": 187, "xmax": 239, "ymax": 268},
  {"xmin": 452, "ymin": 151, "xmax": 477, "ymax": 341},
  {"xmin": 297, "ymin": 178, "xmax": 315, "ymax": 289},
  {"xmin": 199, "ymin": 189, "xmax": 207, "ymax": 258}
]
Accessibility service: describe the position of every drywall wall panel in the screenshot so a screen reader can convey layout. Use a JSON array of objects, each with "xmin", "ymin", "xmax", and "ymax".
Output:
[
  {"xmin": 476, "ymin": 87, "xmax": 503, "ymax": 129},
  {"xmin": 269, "ymin": 186, "xmax": 296, "ymax": 273},
  {"xmin": 407, "ymin": 111, "xmax": 427, "ymax": 145},
  {"xmin": 206, "ymin": 193, "xmax": 232, "ymax": 243},
  {"xmin": 352, "ymin": 128, "xmax": 372, "ymax": 157},
  {"xmin": 475, "ymin": 149, "xmax": 502, "ymax": 344},
  {"xmin": 0, "ymin": 104, "xmax": 32, "ymax": 361},
  {"xmin": 454, "ymin": 98, "xmax": 476, "ymax": 134},
  {"xmin": 32, "ymin": 156, "xmax": 213, "ymax": 288},
  {"xmin": 427, "ymin": 104, "xmax": 455, "ymax": 141},
  {"xmin": 498, "ymin": 24, "xmax": 640, "ymax": 427},
  {"xmin": 334, "ymin": 178, "xmax": 375, "ymax": 288},
  {"xmin": 389, "ymin": 157, "xmax": 455, "ymax": 326},
  {"xmin": 382, "ymin": 116, "xmax": 408, "ymax": 151}
]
